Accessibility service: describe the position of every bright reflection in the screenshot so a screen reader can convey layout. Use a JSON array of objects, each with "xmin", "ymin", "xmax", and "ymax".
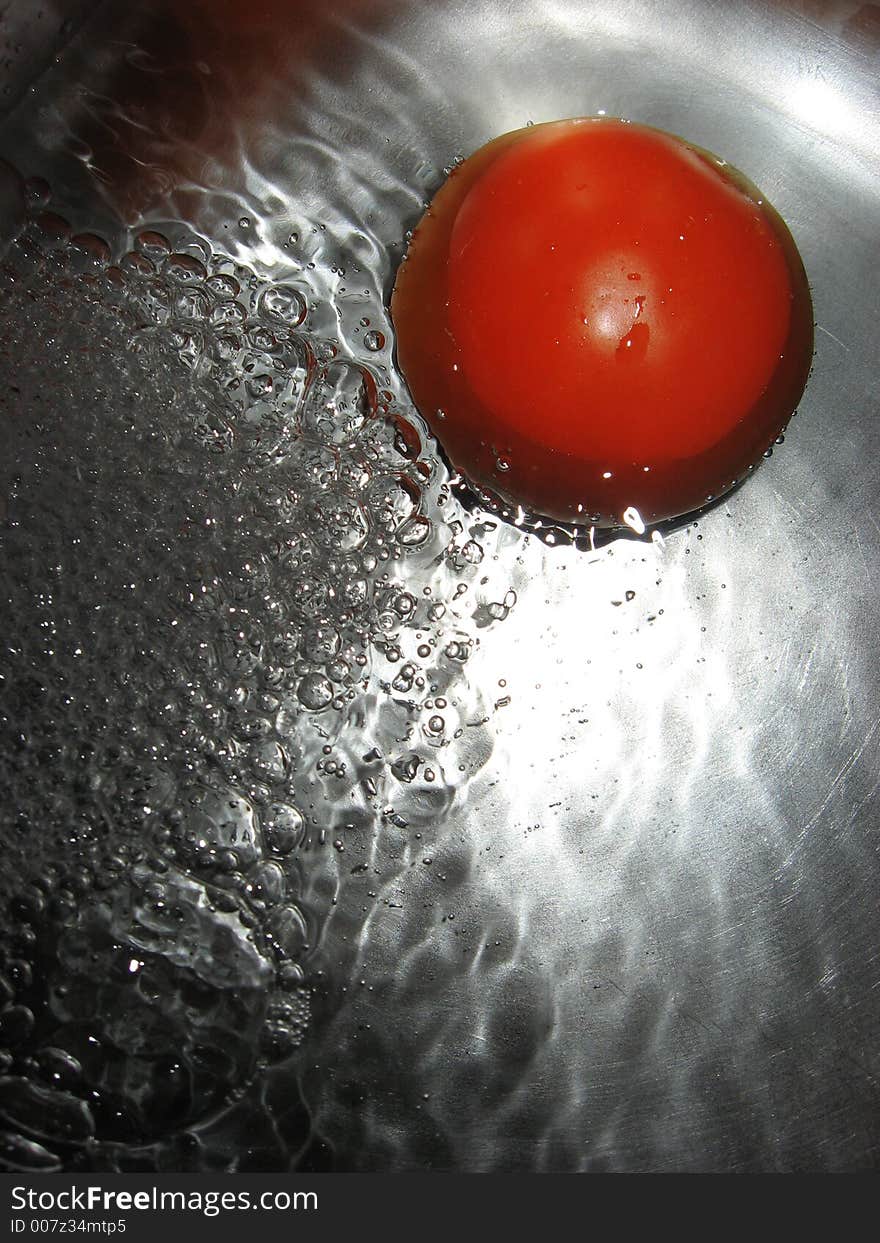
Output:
[
  {"xmin": 785, "ymin": 76, "xmax": 860, "ymax": 146},
  {"xmin": 622, "ymin": 505, "xmax": 646, "ymax": 535},
  {"xmin": 465, "ymin": 525, "xmax": 734, "ymax": 878}
]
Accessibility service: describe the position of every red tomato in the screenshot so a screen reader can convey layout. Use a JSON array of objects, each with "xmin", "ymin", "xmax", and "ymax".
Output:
[{"xmin": 391, "ymin": 118, "xmax": 813, "ymax": 527}]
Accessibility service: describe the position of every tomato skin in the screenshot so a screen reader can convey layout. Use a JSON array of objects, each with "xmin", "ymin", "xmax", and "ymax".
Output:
[{"xmin": 391, "ymin": 118, "xmax": 813, "ymax": 527}]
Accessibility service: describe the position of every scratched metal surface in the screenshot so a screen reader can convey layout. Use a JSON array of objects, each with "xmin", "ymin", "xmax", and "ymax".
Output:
[{"xmin": 1, "ymin": 0, "xmax": 879, "ymax": 1170}]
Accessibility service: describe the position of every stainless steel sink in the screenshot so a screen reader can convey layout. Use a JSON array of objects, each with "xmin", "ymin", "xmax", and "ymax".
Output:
[{"xmin": 0, "ymin": 0, "xmax": 878, "ymax": 1172}]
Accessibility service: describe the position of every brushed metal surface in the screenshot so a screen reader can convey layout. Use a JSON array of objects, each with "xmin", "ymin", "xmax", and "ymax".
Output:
[{"xmin": 1, "ymin": 0, "xmax": 878, "ymax": 1170}]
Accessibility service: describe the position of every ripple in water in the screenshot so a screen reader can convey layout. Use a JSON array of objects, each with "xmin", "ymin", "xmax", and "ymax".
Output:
[{"xmin": 0, "ymin": 174, "xmax": 522, "ymax": 1170}]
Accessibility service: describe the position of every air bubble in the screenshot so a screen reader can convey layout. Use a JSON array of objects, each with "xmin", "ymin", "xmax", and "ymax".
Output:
[
  {"xmin": 0, "ymin": 165, "xmax": 503, "ymax": 1165},
  {"xmin": 69, "ymin": 234, "xmax": 111, "ymax": 270},
  {"xmin": 246, "ymin": 372, "xmax": 274, "ymax": 399},
  {"xmin": 206, "ymin": 272, "xmax": 241, "ymax": 299},
  {"xmin": 296, "ymin": 673, "xmax": 333, "ymax": 711},
  {"xmin": 162, "ymin": 253, "xmax": 207, "ymax": 284},
  {"xmin": 397, "ymin": 515, "xmax": 432, "ymax": 547},
  {"xmin": 462, "ymin": 540, "xmax": 484, "ymax": 565},
  {"xmin": 302, "ymin": 359, "xmax": 378, "ymax": 445},
  {"xmin": 258, "ymin": 284, "xmax": 308, "ymax": 327},
  {"xmin": 135, "ymin": 230, "xmax": 171, "ymax": 259},
  {"xmin": 33, "ymin": 212, "xmax": 70, "ymax": 248},
  {"xmin": 300, "ymin": 624, "xmax": 341, "ymax": 664},
  {"xmin": 120, "ymin": 251, "xmax": 155, "ymax": 277}
]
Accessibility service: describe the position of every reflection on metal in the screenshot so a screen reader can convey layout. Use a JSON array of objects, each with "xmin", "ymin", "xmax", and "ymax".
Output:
[{"xmin": 0, "ymin": 0, "xmax": 879, "ymax": 1172}]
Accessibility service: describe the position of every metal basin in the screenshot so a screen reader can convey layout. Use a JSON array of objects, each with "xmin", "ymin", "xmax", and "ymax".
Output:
[{"xmin": 0, "ymin": 0, "xmax": 878, "ymax": 1172}]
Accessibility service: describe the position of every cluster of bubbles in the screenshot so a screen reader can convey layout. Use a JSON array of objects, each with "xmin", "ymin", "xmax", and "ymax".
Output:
[{"xmin": 0, "ymin": 177, "xmax": 519, "ymax": 1169}]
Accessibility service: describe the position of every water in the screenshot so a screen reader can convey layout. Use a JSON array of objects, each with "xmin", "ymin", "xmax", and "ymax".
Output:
[
  {"xmin": 1, "ymin": 0, "xmax": 878, "ymax": 1174},
  {"xmin": 0, "ymin": 180, "xmax": 522, "ymax": 1169},
  {"xmin": 0, "ymin": 164, "xmax": 725, "ymax": 1172}
]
